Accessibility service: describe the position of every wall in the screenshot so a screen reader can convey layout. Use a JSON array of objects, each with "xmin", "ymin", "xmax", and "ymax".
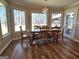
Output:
[
  {"xmin": 75, "ymin": 8, "xmax": 79, "ymax": 40},
  {"xmin": 0, "ymin": 0, "xmax": 12, "ymax": 54},
  {"xmin": 8, "ymin": 1, "xmax": 64, "ymax": 39}
]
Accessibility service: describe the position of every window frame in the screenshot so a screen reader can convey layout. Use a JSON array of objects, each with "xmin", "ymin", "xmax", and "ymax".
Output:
[
  {"xmin": 31, "ymin": 12, "xmax": 47, "ymax": 30},
  {"xmin": 13, "ymin": 9, "xmax": 26, "ymax": 32},
  {"xmin": 51, "ymin": 13, "xmax": 62, "ymax": 27},
  {"xmin": 0, "ymin": 2, "xmax": 9, "ymax": 37}
]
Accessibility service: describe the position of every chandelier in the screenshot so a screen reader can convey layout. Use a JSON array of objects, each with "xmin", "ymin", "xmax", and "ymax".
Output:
[
  {"xmin": 0, "ymin": 2, "xmax": 4, "ymax": 6},
  {"xmin": 42, "ymin": 0, "xmax": 48, "ymax": 13}
]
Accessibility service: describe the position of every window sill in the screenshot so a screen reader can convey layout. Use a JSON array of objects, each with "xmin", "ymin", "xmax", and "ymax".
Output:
[
  {"xmin": 2, "ymin": 33, "xmax": 11, "ymax": 39},
  {"xmin": 15, "ymin": 30, "xmax": 26, "ymax": 33}
]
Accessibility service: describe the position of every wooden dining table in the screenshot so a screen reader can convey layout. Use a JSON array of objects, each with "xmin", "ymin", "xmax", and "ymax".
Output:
[{"xmin": 31, "ymin": 29, "xmax": 60, "ymax": 43}]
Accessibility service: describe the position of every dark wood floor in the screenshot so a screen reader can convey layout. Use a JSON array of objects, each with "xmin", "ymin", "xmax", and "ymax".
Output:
[{"xmin": 1, "ymin": 38, "xmax": 79, "ymax": 59}]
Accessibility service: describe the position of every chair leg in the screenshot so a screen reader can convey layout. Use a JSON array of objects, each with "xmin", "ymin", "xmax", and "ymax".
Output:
[
  {"xmin": 53, "ymin": 38, "xmax": 54, "ymax": 42},
  {"xmin": 56, "ymin": 38, "xmax": 58, "ymax": 43},
  {"xmin": 44, "ymin": 38, "xmax": 45, "ymax": 44},
  {"xmin": 21, "ymin": 40, "xmax": 23, "ymax": 47},
  {"xmin": 62, "ymin": 35, "xmax": 63, "ymax": 41},
  {"xmin": 30, "ymin": 39, "xmax": 32, "ymax": 45}
]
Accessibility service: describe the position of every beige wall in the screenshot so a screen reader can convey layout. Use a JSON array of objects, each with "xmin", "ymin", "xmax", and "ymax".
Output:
[
  {"xmin": 75, "ymin": 8, "xmax": 79, "ymax": 40},
  {"xmin": 0, "ymin": 0, "xmax": 12, "ymax": 54}
]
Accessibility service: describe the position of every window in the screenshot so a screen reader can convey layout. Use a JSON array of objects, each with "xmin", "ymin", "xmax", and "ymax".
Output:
[
  {"xmin": 51, "ymin": 13, "xmax": 61, "ymax": 27},
  {"xmin": 0, "ymin": 2, "xmax": 8, "ymax": 35},
  {"xmin": 65, "ymin": 12, "xmax": 75, "ymax": 34},
  {"xmin": 32, "ymin": 13, "xmax": 47, "ymax": 30},
  {"xmin": 13, "ymin": 9, "xmax": 26, "ymax": 31},
  {"xmin": 66, "ymin": 12, "xmax": 74, "ymax": 29}
]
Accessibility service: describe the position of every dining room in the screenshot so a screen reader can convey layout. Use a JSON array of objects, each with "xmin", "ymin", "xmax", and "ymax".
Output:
[{"xmin": 0, "ymin": 0, "xmax": 79, "ymax": 59}]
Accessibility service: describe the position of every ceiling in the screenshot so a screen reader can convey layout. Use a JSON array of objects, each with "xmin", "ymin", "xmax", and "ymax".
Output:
[{"xmin": 10, "ymin": 0, "xmax": 79, "ymax": 8}]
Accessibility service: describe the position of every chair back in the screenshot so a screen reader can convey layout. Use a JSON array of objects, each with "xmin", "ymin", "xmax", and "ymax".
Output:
[
  {"xmin": 40, "ymin": 26, "xmax": 49, "ymax": 31},
  {"xmin": 50, "ymin": 30, "xmax": 60, "ymax": 39},
  {"xmin": 40, "ymin": 31, "xmax": 49, "ymax": 38},
  {"xmin": 19, "ymin": 26, "xmax": 23, "ymax": 38},
  {"xmin": 51, "ymin": 26, "xmax": 60, "ymax": 30},
  {"xmin": 60, "ymin": 27, "xmax": 64, "ymax": 36}
]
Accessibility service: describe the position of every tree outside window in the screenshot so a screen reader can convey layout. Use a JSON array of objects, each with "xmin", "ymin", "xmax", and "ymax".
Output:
[
  {"xmin": 13, "ymin": 9, "xmax": 25, "ymax": 31},
  {"xmin": 51, "ymin": 13, "xmax": 61, "ymax": 27},
  {"xmin": 0, "ymin": 2, "xmax": 8, "ymax": 35},
  {"xmin": 32, "ymin": 13, "xmax": 47, "ymax": 30}
]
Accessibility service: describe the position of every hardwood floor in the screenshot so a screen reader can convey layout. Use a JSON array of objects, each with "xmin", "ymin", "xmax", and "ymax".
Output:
[{"xmin": 1, "ymin": 39, "xmax": 79, "ymax": 59}]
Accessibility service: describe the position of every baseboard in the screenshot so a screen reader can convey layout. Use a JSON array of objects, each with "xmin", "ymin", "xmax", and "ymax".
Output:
[
  {"xmin": 71, "ymin": 38, "xmax": 79, "ymax": 43},
  {"xmin": 12, "ymin": 37, "xmax": 21, "ymax": 40},
  {"xmin": 0, "ymin": 37, "xmax": 21, "ymax": 55},
  {"xmin": 64, "ymin": 36, "xmax": 79, "ymax": 43},
  {"xmin": 0, "ymin": 39, "xmax": 13, "ymax": 55}
]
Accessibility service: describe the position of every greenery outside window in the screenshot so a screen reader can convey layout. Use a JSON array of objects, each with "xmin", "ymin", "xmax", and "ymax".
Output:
[
  {"xmin": 32, "ymin": 13, "xmax": 47, "ymax": 30},
  {"xmin": 51, "ymin": 13, "xmax": 61, "ymax": 27},
  {"xmin": 13, "ymin": 9, "xmax": 26, "ymax": 32},
  {"xmin": 0, "ymin": 2, "xmax": 8, "ymax": 35}
]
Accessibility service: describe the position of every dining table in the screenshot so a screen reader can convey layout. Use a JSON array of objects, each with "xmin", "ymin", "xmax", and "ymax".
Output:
[{"xmin": 31, "ymin": 29, "xmax": 60, "ymax": 43}]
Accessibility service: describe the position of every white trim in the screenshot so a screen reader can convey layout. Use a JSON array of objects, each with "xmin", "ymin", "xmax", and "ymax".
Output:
[
  {"xmin": 65, "ymin": 1, "xmax": 79, "ymax": 9},
  {"xmin": 12, "ymin": 37, "xmax": 21, "ymax": 40},
  {"xmin": 64, "ymin": 36, "xmax": 79, "ymax": 43},
  {"xmin": 2, "ymin": 33, "xmax": 11, "ymax": 39},
  {"xmin": 69, "ymin": 1, "xmax": 79, "ymax": 7},
  {"xmin": 0, "ymin": 39, "xmax": 13, "ymax": 55},
  {"xmin": 71, "ymin": 38, "xmax": 79, "ymax": 43}
]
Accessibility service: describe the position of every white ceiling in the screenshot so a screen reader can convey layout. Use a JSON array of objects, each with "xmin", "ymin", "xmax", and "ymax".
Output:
[{"xmin": 11, "ymin": 0, "xmax": 79, "ymax": 8}]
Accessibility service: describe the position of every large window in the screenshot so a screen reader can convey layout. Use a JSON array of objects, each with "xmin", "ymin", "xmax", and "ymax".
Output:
[
  {"xmin": 0, "ymin": 2, "xmax": 8, "ymax": 35},
  {"xmin": 51, "ymin": 13, "xmax": 61, "ymax": 27},
  {"xmin": 32, "ymin": 13, "xmax": 47, "ymax": 30},
  {"xmin": 65, "ymin": 12, "xmax": 75, "ymax": 34},
  {"xmin": 66, "ymin": 12, "xmax": 74, "ymax": 29},
  {"xmin": 13, "ymin": 9, "xmax": 26, "ymax": 31}
]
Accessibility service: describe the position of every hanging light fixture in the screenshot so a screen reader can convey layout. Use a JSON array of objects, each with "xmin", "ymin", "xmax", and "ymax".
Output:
[
  {"xmin": 0, "ymin": 2, "xmax": 4, "ymax": 6},
  {"xmin": 42, "ymin": 0, "xmax": 48, "ymax": 14}
]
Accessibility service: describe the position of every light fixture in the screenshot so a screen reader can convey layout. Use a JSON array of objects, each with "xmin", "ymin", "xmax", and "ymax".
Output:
[
  {"xmin": 42, "ymin": 0, "xmax": 48, "ymax": 14},
  {"xmin": 0, "ymin": 2, "xmax": 4, "ymax": 6}
]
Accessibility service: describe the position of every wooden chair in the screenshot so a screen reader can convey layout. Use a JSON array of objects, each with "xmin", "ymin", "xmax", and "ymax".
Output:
[
  {"xmin": 40, "ymin": 31, "xmax": 49, "ymax": 44},
  {"xmin": 32, "ymin": 32, "xmax": 41, "ymax": 45},
  {"xmin": 59, "ymin": 27, "xmax": 64, "ymax": 41},
  {"xmin": 51, "ymin": 26, "xmax": 60, "ymax": 30},
  {"xmin": 40, "ymin": 26, "xmax": 50, "ymax": 43},
  {"xmin": 32, "ymin": 26, "xmax": 50, "ymax": 45},
  {"xmin": 50, "ymin": 30, "xmax": 60, "ymax": 43},
  {"xmin": 34, "ymin": 25, "xmax": 41, "ymax": 29},
  {"xmin": 20, "ymin": 26, "xmax": 32, "ymax": 47},
  {"xmin": 40, "ymin": 26, "xmax": 49, "ymax": 31},
  {"xmin": 39, "ymin": 26, "xmax": 49, "ymax": 44}
]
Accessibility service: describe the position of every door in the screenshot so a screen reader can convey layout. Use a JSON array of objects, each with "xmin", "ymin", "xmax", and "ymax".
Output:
[{"xmin": 64, "ymin": 8, "xmax": 78, "ymax": 39}]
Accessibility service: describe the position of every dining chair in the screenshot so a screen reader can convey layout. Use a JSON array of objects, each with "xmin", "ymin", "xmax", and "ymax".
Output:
[
  {"xmin": 59, "ymin": 27, "xmax": 64, "ymax": 41},
  {"xmin": 32, "ymin": 32, "xmax": 41, "ymax": 45},
  {"xmin": 50, "ymin": 30, "xmax": 60, "ymax": 43},
  {"xmin": 51, "ymin": 26, "xmax": 60, "ymax": 30},
  {"xmin": 40, "ymin": 26, "xmax": 49, "ymax": 31},
  {"xmin": 34, "ymin": 25, "xmax": 41, "ymax": 29},
  {"xmin": 20, "ymin": 26, "xmax": 32, "ymax": 47},
  {"xmin": 40, "ymin": 31, "xmax": 49, "ymax": 44},
  {"xmin": 39, "ymin": 26, "xmax": 49, "ymax": 43}
]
